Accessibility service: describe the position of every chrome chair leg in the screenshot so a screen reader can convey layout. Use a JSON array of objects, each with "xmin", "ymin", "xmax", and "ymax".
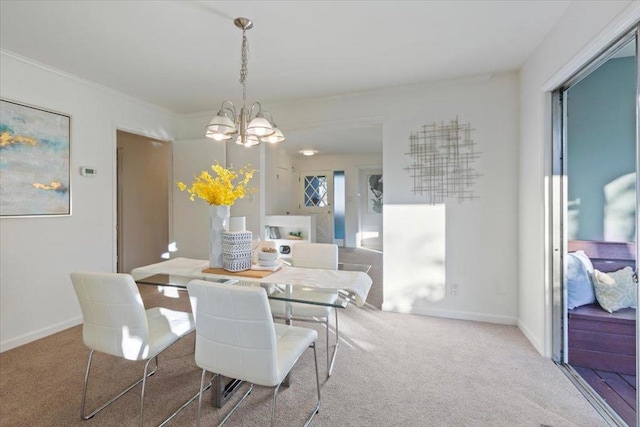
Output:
[
  {"xmin": 159, "ymin": 369, "xmax": 212, "ymax": 427},
  {"xmin": 305, "ymin": 343, "xmax": 322, "ymax": 427},
  {"xmin": 80, "ymin": 350, "xmax": 158, "ymax": 420},
  {"xmin": 327, "ymin": 309, "xmax": 339, "ymax": 377},
  {"xmin": 271, "ymin": 382, "xmax": 282, "ymax": 427},
  {"xmin": 139, "ymin": 357, "xmax": 155, "ymax": 427},
  {"xmin": 196, "ymin": 369, "xmax": 211, "ymax": 427},
  {"xmin": 272, "ymin": 343, "xmax": 321, "ymax": 427}
]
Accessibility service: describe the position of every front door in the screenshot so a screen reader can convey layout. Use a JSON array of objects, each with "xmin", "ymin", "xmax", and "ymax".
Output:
[{"xmin": 299, "ymin": 171, "xmax": 333, "ymax": 243}]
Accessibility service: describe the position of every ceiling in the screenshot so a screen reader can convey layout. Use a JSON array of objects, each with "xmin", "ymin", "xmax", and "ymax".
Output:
[{"xmin": 0, "ymin": 0, "xmax": 571, "ymax": 155}]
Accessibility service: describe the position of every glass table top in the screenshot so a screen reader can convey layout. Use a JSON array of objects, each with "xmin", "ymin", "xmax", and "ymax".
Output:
[{"xmin": 136, "ymin": 273, "xmax": 349, "ymax": 308}]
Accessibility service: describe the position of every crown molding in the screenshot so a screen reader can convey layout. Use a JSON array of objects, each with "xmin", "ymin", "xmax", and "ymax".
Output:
[{"xmin": 0, "ymin": 49, "xmax": 177, "ymax": 118}]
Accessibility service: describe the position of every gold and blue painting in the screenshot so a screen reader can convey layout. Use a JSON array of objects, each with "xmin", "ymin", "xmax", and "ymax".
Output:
[{"xmin": 0, "ymin": 99, "xmax": 71, "ymax": 217}]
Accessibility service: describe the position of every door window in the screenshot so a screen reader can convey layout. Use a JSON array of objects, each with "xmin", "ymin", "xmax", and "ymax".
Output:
[{"xmin": 304, "ymin": 175, "xmax": 328, "ymax": 207}]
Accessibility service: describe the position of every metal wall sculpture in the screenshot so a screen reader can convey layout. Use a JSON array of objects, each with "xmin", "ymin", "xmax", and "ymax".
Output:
[{"xmin": 405, "ymin": 117, "xmax": 480, "ymax": 204}]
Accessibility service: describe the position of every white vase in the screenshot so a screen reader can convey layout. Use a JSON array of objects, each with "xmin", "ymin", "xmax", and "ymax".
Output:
[{"xmin": 209, "ymin": 204, "xmax": 230, "ymax": 268}]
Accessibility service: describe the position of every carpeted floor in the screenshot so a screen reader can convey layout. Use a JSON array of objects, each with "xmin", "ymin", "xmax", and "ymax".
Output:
[{"xmin": 0, "ymin": 276, "xmax": 606, "ymax": 427}]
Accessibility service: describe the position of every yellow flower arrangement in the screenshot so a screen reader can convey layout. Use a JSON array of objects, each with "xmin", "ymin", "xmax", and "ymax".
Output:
[{"xmin": 177, "ymin": 163, "xmax": 257, "ymax": 206}]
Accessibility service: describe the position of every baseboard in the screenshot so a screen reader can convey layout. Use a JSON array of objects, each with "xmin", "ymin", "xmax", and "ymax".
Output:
[
  {"xmin": 0, "ymin": 316, "xmax": 82, "ymax": 353},
  {"xmin": 381, "ymin": 303, "xmax": 517, "ymax": 326},
  {"xmin": 517, "ymin": 319, "xmax": 544, "ymax": 356}
]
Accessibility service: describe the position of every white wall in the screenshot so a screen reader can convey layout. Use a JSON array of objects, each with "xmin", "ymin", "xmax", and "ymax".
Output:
[
  {"xmin": 177, "ymin": 116, "xmax": 263, "ymax": 238},
  {"xmin": 293, "ymin": 153, "xmax": 382, "ymax": 248},
  {"xmin": 171, "ymin": 138, "xmax": 226, "ymax": 259},
  {"xmin": 518, "ymin": 1, "xmax": 636, "ymax": 356},
  {"xmin": 0, "ymin": 52, "xmax": 176, "ymax": 351},
  {"xmin": 178, "ymin": 72, "xmax": 521, "ymax": 325}
]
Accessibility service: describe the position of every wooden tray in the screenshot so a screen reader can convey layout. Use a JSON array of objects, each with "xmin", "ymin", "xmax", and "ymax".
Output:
[{"xmin": 202, "ymin": 267, "xmax": 280, "ymax": 278}]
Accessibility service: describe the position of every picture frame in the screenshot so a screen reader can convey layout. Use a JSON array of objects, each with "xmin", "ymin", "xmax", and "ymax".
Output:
[
  {"xmin": 367, "ymin": 174, "xmax": 383, "ymax": 214},
  {"xmin": 0, "ymin": 99, "xmax": 71, "ymax": 217}
]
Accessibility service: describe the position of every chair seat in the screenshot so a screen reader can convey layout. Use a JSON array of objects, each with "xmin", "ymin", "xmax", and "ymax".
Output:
[
  {"xmin": 145, "ymin": 307, "xmax": 195, "ymax": 359},
  {"xmin": 273, "ymin": 324, "xmax": 318, "ymax": 385},
  {"xmin": 270, "ymin": 291, "xmax": 339, "ymax": 318}
]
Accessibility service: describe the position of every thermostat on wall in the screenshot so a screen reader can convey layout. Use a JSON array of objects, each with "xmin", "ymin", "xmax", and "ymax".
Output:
[{"xmin": 80, "ymin": 166, "xmax": 97, "ymax": 177}]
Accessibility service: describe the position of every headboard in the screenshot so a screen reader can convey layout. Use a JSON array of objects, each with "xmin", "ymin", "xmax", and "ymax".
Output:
[{"xmin": 568, "ymin": 240, "xmax": 636, "ymax": 273}]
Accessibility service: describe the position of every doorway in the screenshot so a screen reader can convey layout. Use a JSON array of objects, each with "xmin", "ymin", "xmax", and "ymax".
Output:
[
  {"xmin": 358, "ymin": 168, "xmax": 383, "ymax": 251},
  {"xmin": 298, "ymin": 170, "xmax": 334, "ymax": 243},
  {"xmin": 116, "ymin": 130, "xmax": 171, "ymax": 273},
  {"xmin": 551, "ymin": 28, "xmax": 638, "ymax": 426}
]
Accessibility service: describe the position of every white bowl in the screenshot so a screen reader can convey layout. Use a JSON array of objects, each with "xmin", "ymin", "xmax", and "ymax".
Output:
[
  {"xmin": 259, "ymin": 259, "xmax": 277, "ymax": 267},
  {"xmin": 258, "ymin": 251, "xmax": 278, "ymax": 261}
]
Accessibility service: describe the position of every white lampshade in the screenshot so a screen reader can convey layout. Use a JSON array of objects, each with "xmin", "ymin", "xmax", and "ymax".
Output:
[
  {"xmin": 261, "ymin": 126, "xmax": 285, "ymax": 143},
  {"xmin": 205, "ymin": 112, "xmax": 236, "ymax": 140},
  {"xmin": 243, "ymin": 135, "xmax": 260, "ymax": 147},
  {"xmin": 246, "ymin": 116, "xmax": 274, "ymax": 137},
  {"xmin": 235, "ymin": 134, "xmax": 260, "ymax": 147},
  {"xmin": 205, "ymin": 129, "xmax": 233, "ymax": 141}
]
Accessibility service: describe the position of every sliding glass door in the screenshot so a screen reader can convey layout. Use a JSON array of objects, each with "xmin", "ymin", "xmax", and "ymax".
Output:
[{"xmin": 551, "ymin": 25, "xmax": 638, "ymax": 427}]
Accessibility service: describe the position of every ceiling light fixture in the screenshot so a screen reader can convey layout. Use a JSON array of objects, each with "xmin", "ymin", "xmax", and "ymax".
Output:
[
  {"xmin": 205, "ymin": 17, "xmax": 285, "ymax": 147},
  {"xmin": 300, "ymin": 150, "xmax": 316, "ymax": 156}
]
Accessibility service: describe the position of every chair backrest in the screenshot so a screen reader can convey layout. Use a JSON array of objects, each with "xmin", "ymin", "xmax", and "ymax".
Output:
[
  {"xmin": 291, "ymin": 243, "xmax": 338, "ymax": 270},
  {"xmin": 70, "ymin": 271, "xmax": 150, "ymax": 361},
  {"xmin": 187, "ymin": 280, "xmax": 280, "ymax": 386}
]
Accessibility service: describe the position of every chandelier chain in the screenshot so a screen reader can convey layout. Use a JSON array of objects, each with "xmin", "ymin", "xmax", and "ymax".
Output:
[{"xmin": 240, "ymin": 29, "xmax": 249, "ymax": 108}]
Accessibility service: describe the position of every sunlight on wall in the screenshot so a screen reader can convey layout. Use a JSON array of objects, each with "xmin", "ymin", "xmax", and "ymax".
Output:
[
  {"xmin": 604, "ymin": 172, "xmax": 637, "ymax": 242},
  {"xmin": 361, "ymin": 231, "xmax": 379, "ymax": 239},
  {"xmin": 161, "ymin": 241, "xmax": 179, "ymax": 260},
  {"xmin": 383, "ymin": 204, "xmax": 445, "ymax": 313},
  {"xmin": 567, "ymin": 198, "xmax": 580, "ymax": 240}
]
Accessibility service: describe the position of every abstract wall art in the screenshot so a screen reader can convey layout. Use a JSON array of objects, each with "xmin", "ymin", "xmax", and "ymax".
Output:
[
  {"xmin": 367, "ymin": 174, "xmax": 383, "ymax": 213},
  {"xmin": 405, "ymin": 117, "xmax": 480, "ymax": 205},
  {"xmin": 0, "ymin": 99, "xmax": 71, "ymax": 217}
]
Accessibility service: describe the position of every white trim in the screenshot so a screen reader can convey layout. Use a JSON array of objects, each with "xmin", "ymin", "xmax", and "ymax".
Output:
[
  {"xmin": 518, "ymin": 319, "xmax": 544, "ymax": 356},
  {"xmin": 0, "ymin": 49, "xmax": 177, "ymax": 118},
  {"xmin": 381, "ymin": 304, "xmax": 518, "ymax": 326},
  {"xmin": 542, "ymin": 2, "xmax": 640, "ymax": 91},
  {"xmin": 0, "ymin": 316, "xmax": 83, "ymax": 353}
]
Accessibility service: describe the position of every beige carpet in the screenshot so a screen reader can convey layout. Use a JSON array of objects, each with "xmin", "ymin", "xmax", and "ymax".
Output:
[{"xmin": 0, "ymin": 282, "xmax": 606, "ymax": 427}]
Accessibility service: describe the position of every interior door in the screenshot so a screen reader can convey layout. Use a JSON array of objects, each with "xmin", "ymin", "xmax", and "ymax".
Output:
[{"xmin": 299, "ymin": 170, "xmax": 334, "ymax": 243}]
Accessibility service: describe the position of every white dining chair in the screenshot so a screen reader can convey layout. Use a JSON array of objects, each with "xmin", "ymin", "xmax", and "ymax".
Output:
[
  {"xmin": 187, "ymin": 279, "xmax": 321, "ymax": 427},
  {"xmin": 70, "ymin": 271, "xmax": 195, "ymax": 426},
  {"xmin": 269, "ymin": 243, "xmax": 341, "ymax": 377}
]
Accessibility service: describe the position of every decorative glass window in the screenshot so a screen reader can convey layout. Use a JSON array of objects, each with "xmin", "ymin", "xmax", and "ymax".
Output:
[{"xmin": 303, "ymin": 175, "xmax": 328, "ymax": 207}]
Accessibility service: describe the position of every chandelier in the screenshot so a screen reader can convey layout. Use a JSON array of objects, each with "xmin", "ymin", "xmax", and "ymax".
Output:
[{"xmin": 205, "ymin": 17, "xmax": 285, "ymax": 147}]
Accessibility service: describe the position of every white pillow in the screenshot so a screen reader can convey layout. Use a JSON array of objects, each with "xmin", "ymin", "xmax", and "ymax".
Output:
[
  {"xmin": 591, "ymin": 266, "xmax": 637, "ymax": 313},
  {"xmin": 566, "ymin": 251, "xmax": 596, "ymax": 309}
]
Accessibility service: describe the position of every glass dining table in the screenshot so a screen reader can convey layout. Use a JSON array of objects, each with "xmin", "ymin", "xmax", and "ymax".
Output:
[
  {"xmin": 134, "ymin": 265, "xmax": 368, "ymax": 412},
  {"xmin": 136, "ymin": 273, "xmax": 351, "ymax": 310}
]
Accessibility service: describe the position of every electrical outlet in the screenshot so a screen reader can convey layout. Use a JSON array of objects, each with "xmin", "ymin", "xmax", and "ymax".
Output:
[{"xmin": 450, "ymin": 283, "xmax": 459, "ymax": 296}]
